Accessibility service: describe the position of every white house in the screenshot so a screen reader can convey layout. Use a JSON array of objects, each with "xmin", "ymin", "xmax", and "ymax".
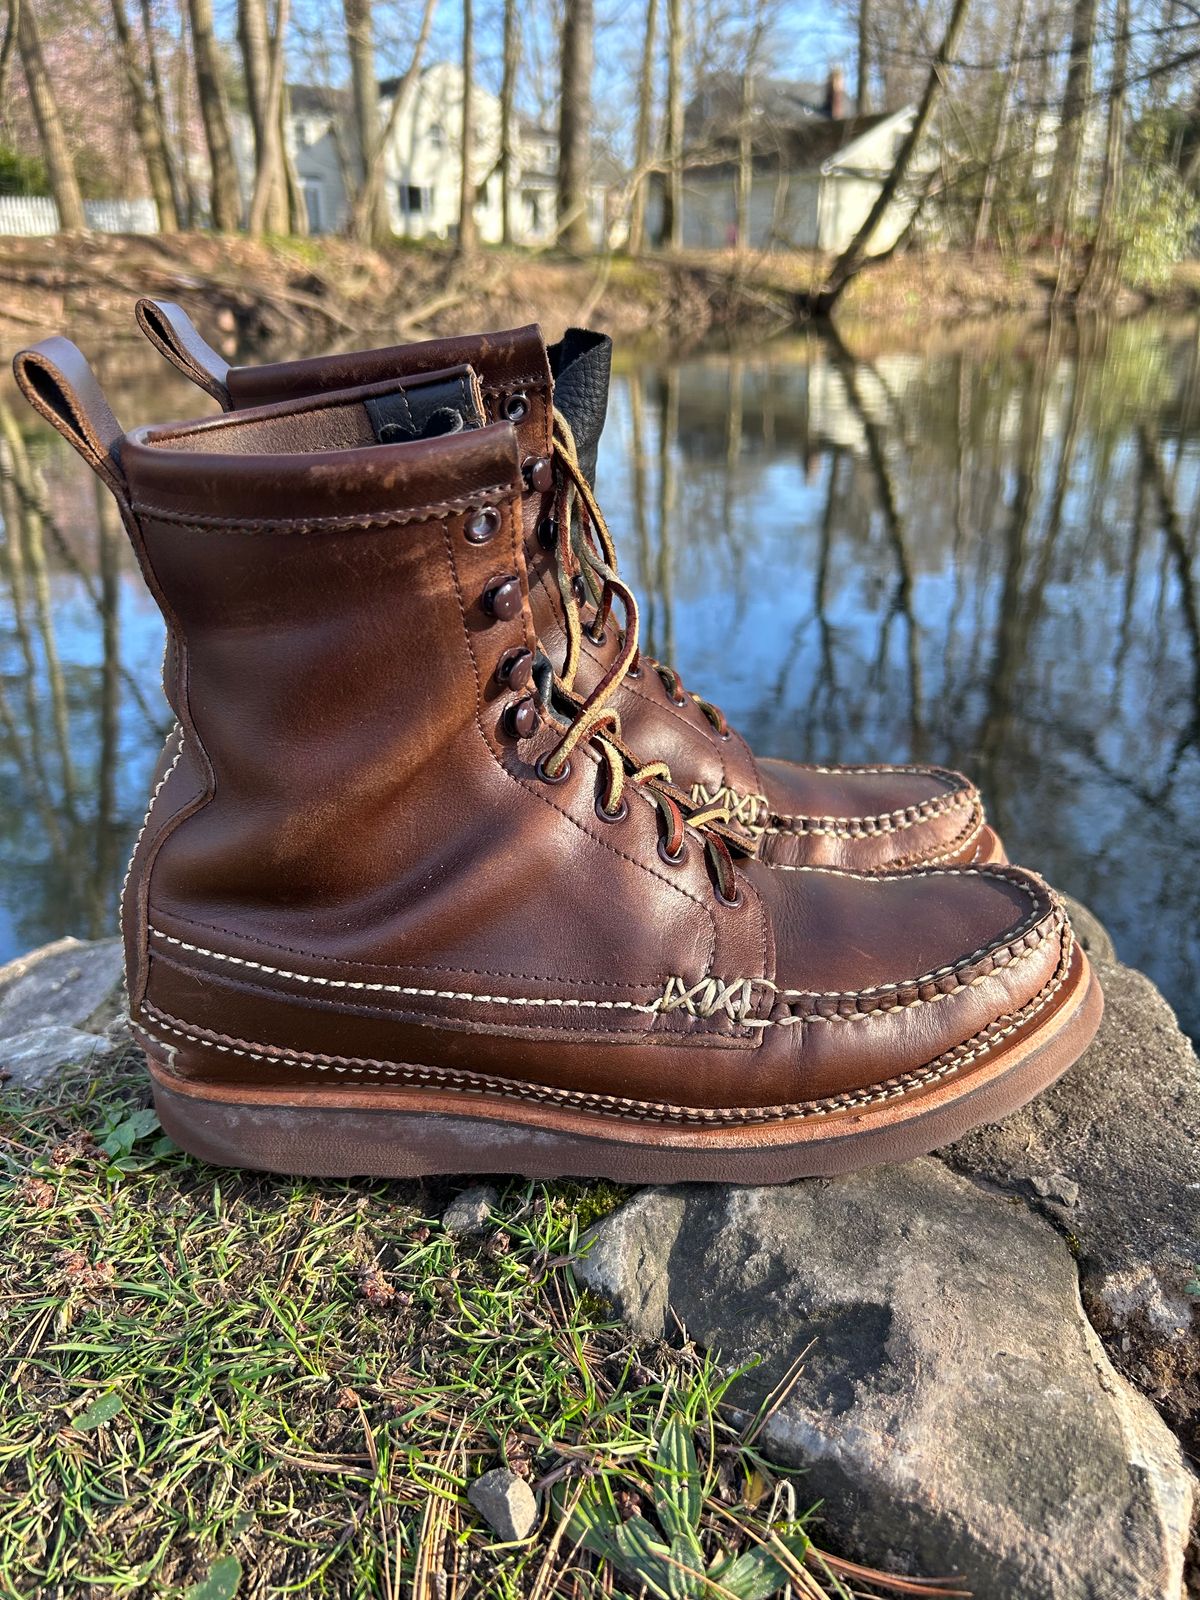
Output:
[
  {"xmin": 233, "ymin": 66, "xmax": 605, "ymax": 247},
  {"xmin": 647, "ymin": 71, "xmax": 928, "ymax": 254}
]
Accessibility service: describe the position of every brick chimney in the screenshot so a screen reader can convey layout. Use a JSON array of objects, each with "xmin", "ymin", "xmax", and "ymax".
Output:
[{"xmin": 825, "ymin": 66, "xmax": 846, "ymax": 120}]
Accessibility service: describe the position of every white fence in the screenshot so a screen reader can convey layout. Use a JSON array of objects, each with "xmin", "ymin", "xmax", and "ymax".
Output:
[{"xmin": 0, "ymin": 195, "xmax": 160, "ymax": 236}]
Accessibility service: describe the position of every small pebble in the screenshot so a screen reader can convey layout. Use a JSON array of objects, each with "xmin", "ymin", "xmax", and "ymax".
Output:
[
  {"xmin": 442, "ymin": 1184, "xmax": 499, "ymax": 1236},
  {"xmin": 468, "ymin": 1467, "xmax": 538, "ymax": 1542}
]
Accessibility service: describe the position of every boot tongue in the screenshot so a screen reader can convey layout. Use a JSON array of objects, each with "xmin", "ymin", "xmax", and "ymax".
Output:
[{"xmin": 548, "ymin": 329, "xmax": 611, "ymax": 488}]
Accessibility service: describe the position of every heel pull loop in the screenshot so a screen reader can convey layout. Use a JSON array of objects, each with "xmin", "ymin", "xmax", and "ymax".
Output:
[
  {"xmin": 12, "ymin": 337, "xmax": 128, "ymax": 500},
  {"xmin": 135, "ymin": 298, "xmax": 232, "ymax": 409}
]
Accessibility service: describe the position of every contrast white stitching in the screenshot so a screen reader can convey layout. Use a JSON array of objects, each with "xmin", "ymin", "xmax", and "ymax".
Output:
[
  {"xmin": 689, "ymin": 783, "xmax": 769, "ymax": 835},
  {"xmin": 149, "ymin": 928, "xmax": 660, "ymax": 1014},
  {"xmin": 131, "ymin": 925, "xmax": 1074, "ymax": 1126},
  {"xmin": 119, "ymin": 725, "xmax": 185, "ymax": 928},
  {"xmin": 765, "ymin": 787, "xmax": 975, "ymax": 838}
]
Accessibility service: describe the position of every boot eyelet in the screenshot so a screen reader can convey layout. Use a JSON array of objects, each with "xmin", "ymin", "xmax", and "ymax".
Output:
[
  {"xmin": 586, "ymin": 626, "xmax": 607, "ymax": 646},
  {"xmin": 537, "ymin": 517, "xmax": 559, "ymax": 550},
  {"xmin": 524, "ymin": 455, "xmax": 554, "ymax": 493},
  {"xmin": 496, "ymin": 647, "xmax": 533, "ymax": 689},
  {"xmin": 536, "ymin": 755, "xmax": 571, "ymax": 785},
  {"xmin": 720, "ymin": 730, "xmax": 731, "ymax": 741},
  {"xmin": 465, "ymin": 506, "xmax": 501, "ymax": 544},
  {"xmin": 657, "ymin": 837, "xmax": 687, "ymax": 866},
  {"xmin": 671, "ymin": 693, "xmax": 688, "ymax": 708},
  {"xmin": 483, "ymin": 575, "xmax": 522, "ymax": 621},
  {"xmin": 505, "ymin": 392, "xmax": 529, "ymax": 421},
  {"xmin": 627, "ymin": 663, "xmax": 642, "ymax": 679},
  {"xmin": 571, "ymin": 574, "xmax": 588, "ymax": 605},
  {"xmin": 595, "ymin": 796, "xmax": 629, "ymax": 823},
  {"xmin": 715, "ymin": 884, "xmax": 743, "ymax": 908},
  {"xmin": 504, "ymin": 696, "xmax": 538, "ymax": 739}
]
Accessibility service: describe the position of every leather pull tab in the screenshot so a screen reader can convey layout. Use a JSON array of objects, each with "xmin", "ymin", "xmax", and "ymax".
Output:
[
  {"xmin": 12, "ymin": 337, "xmax": 127, "ymax": 498},
  {"xmin": 135, "ymin": 298, "xmax": 232, "ymax": 409}
]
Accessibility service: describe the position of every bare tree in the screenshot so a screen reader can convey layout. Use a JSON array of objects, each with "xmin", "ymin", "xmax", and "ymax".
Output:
[
  {"xmin": 110, "ymin": 0, "xmax": 180, "ymax": 230},
  {"xmin": 246, "ymin": 0, "xmax": 290, "ymax": 234},
  {"xmin": 239, "ymin": 0, "xmax": 289, "ymax": 233},
  {"xmin": 661, "ymin": 0, "xmax": 684, "ymax": 248},
  {"xmin": 343, "ymin": 0, "xmax": 387, "ymax": 240},
  {"xmin": 627, "ymin": 0, "xmax": 659, "ymax": 253},
  {"xmin": 457, "ymin": 0, "xmax": 477, "ymax": 256},
  {"xmin": 187, "ymin": 0, "xmax": 242, "ymax": 230},
  {"xmin": 557, "ymin": 0, "xmax": 594, "ymax": 251},
  {"xmin": 972, "ymin": 0, "xmax": 1029, "ymax": 250},
  {"xmin": 0, "ymin": 0, "xmax": 21, "ymax": 114},
  {"xmin": 139, "ymin": 0, "xmax": 188, "ymax": 226},
  {"xmin": 348, "ymin": 0, "xmax": 437, "ymax": 244},
  {"xmin": 815, "ymin": 0, "xmax": 972, "ymax": 310},
  {"xmin": 499, "ymin": 0, "xmax": 519, "ymax": 244},
  {"xmin": 15, "ymin": 0, "xmax": 85, "ymax": 230},
  {"xmin": 857, "ymin": 0, "xmax": 872, "ymax": 112},
  {"xmin": 1079, "ymin": 0, "xmax": 1130, "ymax": 299},
  {"xmin": 1047, "ymin": 0, "xmax": 1099, "ymax": 241}
]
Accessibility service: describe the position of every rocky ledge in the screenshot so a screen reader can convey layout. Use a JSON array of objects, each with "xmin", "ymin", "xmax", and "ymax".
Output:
[{"xmin": 2, "ymin": 903, "xmax": 1198, "ymax": 1596}]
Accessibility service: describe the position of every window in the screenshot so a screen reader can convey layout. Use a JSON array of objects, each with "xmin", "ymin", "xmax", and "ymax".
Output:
[
  {"xmin": 401, "ymin": 184, "xmax": 429, "ymax": 214},
  {"xmin": 302, "ymin": 181, "xmax": 323, "ymax": 232},
  {"xmin": 428, "ymin": 123, "xmax": 445, "ymax": 150}
]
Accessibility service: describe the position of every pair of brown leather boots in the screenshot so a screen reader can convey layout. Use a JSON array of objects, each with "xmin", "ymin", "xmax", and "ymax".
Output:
[{"xmin": 12, "ymin": 312, "xmax": 1103, "ymax": 1184}]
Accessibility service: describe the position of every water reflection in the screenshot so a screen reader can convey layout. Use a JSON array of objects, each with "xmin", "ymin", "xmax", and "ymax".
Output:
[
  {"xmin": 600, "ymin": 318, "xmax": 1200, "ymax": 1036},
  {"xmin": 0, "ymin": 319, "xmax": 1197, "ymax": 1039}
]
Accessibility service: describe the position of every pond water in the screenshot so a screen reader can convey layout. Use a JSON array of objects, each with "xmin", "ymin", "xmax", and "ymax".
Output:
[{"xmin": 1, "ymin": 316, "xmax": 1197, "ymax": 1037}]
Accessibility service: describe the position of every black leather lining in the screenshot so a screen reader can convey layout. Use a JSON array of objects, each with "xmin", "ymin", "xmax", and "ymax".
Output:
[
  {"xmin": 548, "ymin": 329, "xmax": 612, "ymax": 488},
  {"xmin": 365, "ymin": 370, "xmax": 486, "ymax": 444}
]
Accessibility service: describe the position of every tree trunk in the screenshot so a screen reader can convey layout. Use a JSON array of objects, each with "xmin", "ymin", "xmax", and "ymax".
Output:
[
  {"xmin": 457, "ymin": 0, "xmax": 477, "ymax": 256},
  {"xmin": 246, "ymin": 0, "xmax": 290, "ymax": 234},
  {"xmin": 973, "ymin": 0, "xmax": 1028, "ymax": 251},
  {"xmin": 557, "ymin": 0, "xmax": 594, "ymax": 251},
  {"xmin": 815, "ymin": 0, "xmax": 972, "ymax": 311},
  {"xmin": 1047, "ymin": 0, "xmax": 1098, "ymax": 242},
  {"xmin": 343, "ymin": 0, "xmax": 388, "ymax": 240},
  {"xmin": 735, "ymin": 66, "xmax": 751, "ymax": 249},
  {"xmin": 349, "ymin": 0, "xmax": 436, "ymax": 244},
  {"xmin": 172, "ymin": 0, "xmax": 202, "ymax": 224},
  {"xmin": 239, "ymin": 0, "xmax": 289, "ymax": 234},
  {"xmin": 280, "ymin": 84, "xmax": 309, "ymax": 234},
  {"xmin": 627, "ymin": 0, "xmax": 658, "ymax": 254},
  {"xmin": 16, "ymin": 0, "xmax": 85, "ymax": 230},
  {"xmin": 110, "ymin": 0, "xmax": 179, "ymax": 231},
  {"xmin": 499, "ymin": 0, "xmax": 518, "ymax": 245},
  {"xmin": 661, "ymin": 0, "xmax": 683, "ymax": 248},
  {"xmin": 187, "ymin": 0, "xmax": 242, "ymax": 230},
  {"xmin": 1079, "ymin": 0, "xmax": 1130, "ymax": 299},
  {"xmin": 0, "ymin": 0, "xmax": 21, "ymax": 113},
  {"xmin": 139, "ymin": 0, "xmax": 187, "ymax": 227},
  {"xmin": 857, "ymin": 0, "xmax": 871, "ymax": 113}
]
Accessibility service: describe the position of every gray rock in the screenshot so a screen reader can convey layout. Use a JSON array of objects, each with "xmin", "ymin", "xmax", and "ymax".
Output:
[
  {"xmin": 0, "ymin": 937, "xmax": 125, "ymax": 1037},
  {"xmin": 442, "ymin": 1184, "xmax": 499, "ymax": 1236},
  {"xmin": 467, "ymin": 1467, "xmax": 538, "ymax": 1542},
  {"xmin": 944, "ymin": 957, "xmax": 1199, "ymax": 1437},
  {"xmin": 0, "ymin": 1024, "xmax": 109, "ymax": 1089},
  {"xmin": 1060, "ymin": 895, "xmax": 1117, "ymax": 965},
  {"xmin": 577, "ymin": 1164, "xmax": 1194, "ymax": 1600}
]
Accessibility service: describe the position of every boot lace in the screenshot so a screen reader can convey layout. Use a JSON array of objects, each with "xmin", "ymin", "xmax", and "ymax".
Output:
[{"xmin": 536, "ymin": 414, "xmax": 748, "ymax": 905}]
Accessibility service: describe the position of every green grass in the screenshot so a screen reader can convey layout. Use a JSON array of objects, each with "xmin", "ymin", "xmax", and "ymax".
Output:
[{"xmin": 0, "ymin": 1049, "xmax": 952, "ymax": 1599}]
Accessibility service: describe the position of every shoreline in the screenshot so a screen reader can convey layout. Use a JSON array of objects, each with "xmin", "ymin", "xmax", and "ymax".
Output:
[{"xmin": 2, "ymin": 234, "xmax": 1198, "ymax": 359}]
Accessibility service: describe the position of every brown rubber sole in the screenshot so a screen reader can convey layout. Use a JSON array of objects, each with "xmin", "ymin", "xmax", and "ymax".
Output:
[{"xmin": 142, "ymin": 944, "xmax": 1101, "ymax": 1185}]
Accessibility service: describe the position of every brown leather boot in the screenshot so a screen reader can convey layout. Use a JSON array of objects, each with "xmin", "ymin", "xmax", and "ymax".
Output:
[
  {"xmin": 14, "ymin": 336, "xmax": 1101, "ymax": 1184},
  {"xmin": 135, "ymin": 302, "xmax": 1006, "ymax": 873}
]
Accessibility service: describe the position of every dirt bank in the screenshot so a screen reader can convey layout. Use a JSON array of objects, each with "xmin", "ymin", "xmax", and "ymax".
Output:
[{"xmin": 2, "ymin": 233, "xmax": 1198, "ymax": 362}]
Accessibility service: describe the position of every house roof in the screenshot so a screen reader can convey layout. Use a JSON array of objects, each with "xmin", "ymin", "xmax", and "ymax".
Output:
[
  {"xmin": 288, "ymin": 83, "xmax": 349, "ymax": 116},
  {"xmin": 684, "ymin": 108, "xmax": 910, "ymax": 177}
]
